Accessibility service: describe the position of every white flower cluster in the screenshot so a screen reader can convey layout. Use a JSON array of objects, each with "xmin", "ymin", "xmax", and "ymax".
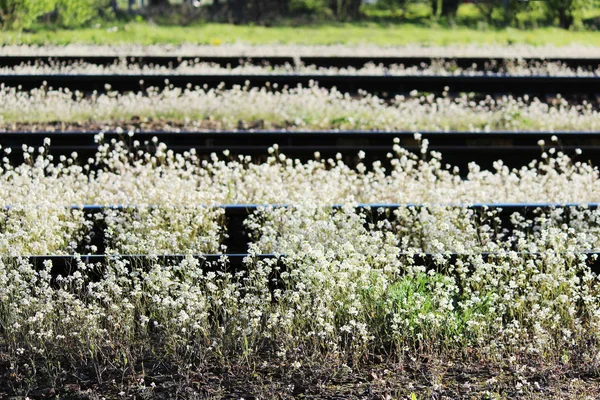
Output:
[
  {"xmin": 243, "ymin": 203, "xmax": 600, "ymax": 357},
  {"xmin": 0, "ymin": 85, "xmax": 597, "ymax": 131},
  {"xmin": 1, "ymin": 138, "xmax": 599, "ymax": 207},
  {"xmin": 103, "ymin": 205, "xmax": 224, "ymax": 255},
  {"xmin": 2, "ymin": 59, "xmax": 598, "ymax": 77},
  {"xmin": 247, "ymin": 204, "xmax": 600, "ymax": 255},
  {"xmin": 2, "ymin": 202, "xmax": 600, "ymax": 373},
  {"xmin": 0, "ymin": 205, "xmax": 88, "ymax": 255},
  {"xmin": 2, "ymin": 136, "xmax": 600, "ymax": 379}
]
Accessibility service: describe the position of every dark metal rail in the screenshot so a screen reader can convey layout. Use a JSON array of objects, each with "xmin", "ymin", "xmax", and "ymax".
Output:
[
  {"xmin": 2, "ymin": 130, "xmax": 598, "ymax": 171},
  {"xmin": 15, "ymin": 254, "xmax": 267, "ymax": 272},
  {"xmin": 1, "ymin": 74, "xmax": 599, "ymax": 97},
  {"xmin": 5, "ymin": 203, "xmax": 598, "ymax": 254},
  {"xmin": 9, "ymin": 251, "xmax": 600, "ymax": 276},
  {"xmin": 4, "ymin": 204, "xmax": 599, "ymax": 286},
  {"xmin": 0, "ymin": 55, "xmax": 598, "ymax": 69}
]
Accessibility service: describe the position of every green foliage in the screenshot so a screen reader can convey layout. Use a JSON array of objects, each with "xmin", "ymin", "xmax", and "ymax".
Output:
[
  {"xmin": 370, "ymin": 0, "xmax": 411, "ymax": 11},
  {"xmin": 1, "ymin": 0, "xmax": 598, "ymax": 31},
  {"xmin": 0, "ymin": 0, "xmax": 55, "ymax": 29},
  {"xmin": 451, "ymin": 0, "xmax": 593, "ymax": 29},
  {"xmin": 541, "ymin": 0, "xmax": 589, "ymax": 28},
  {"xmin": 0, "ymin": 0, "xmax": 107, "ymax": 30},
  {"xmin": 289, "ymin": 0, "xmax": 330, "ymax": 15},
  {"xmin": 384, "ymin": 273, "xmax": 461, "ymax": 340},
  {"xmin": 55, "ymin": 0, "xmax": 103, "ymax": 28},
  {"xmin": 368, "ymin": 0, "xmax": 595, "ymax": 29}
]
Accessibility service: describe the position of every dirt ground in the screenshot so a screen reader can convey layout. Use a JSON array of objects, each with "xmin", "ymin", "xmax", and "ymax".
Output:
[{"xmin": 3, "ymin": 357, "xmax": 600, "ymax": 400}]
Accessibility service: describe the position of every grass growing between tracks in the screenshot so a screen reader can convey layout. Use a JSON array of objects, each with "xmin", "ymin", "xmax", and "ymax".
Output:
[{"xmin": 3, "ymin": 21, "xmax": 600, "ymax": 47}]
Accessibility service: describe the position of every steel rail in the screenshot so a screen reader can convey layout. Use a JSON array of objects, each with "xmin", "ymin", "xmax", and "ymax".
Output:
[
  {"xmin": 2, "ymin": 130, "xmax": 599, "ymax": 163},
  {"xmin": 8, "ymin": 251, "xmax": 600, "ymax": 275},
  {"xmin": 6, "ymin": 203, "xmax": 598, "ymax": 211},
  {"xmin": 1, "ymin": 74, "xmax": 599, "ymax": 97},
  {"xmin": 1, "ymin": 130, "xmax": 598, "ymax": 171},
  {"xmin": 4, "ymin": 203, "xmax": 598, "ymax": 254},
  {"xmin": 0, "ymin": 55, "xmax": 598, "ymax": 69}
]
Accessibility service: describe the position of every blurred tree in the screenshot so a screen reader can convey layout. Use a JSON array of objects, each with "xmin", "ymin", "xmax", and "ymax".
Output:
[
  {"xmin": 0, "ymin": 0, "xmax": 55, "ymax": 28},
  {"xmin": 210, "ymin": 0, "xmax": 223, "ymax": 12},
  {"xmin": 542, "ymin": 0, "xmax": 580, "ymax": 28},
  {"xmin": 373, "ymin": 0, "xmax": 410, "ymax": 16},
  {"xmin": 148, "ymin": 0, "xmax": 169, "ymax": 6},
  {"xmin": 440, "ymin": 0, "xmax": 459, "ymax": 17},
  {"xmin": 54, "ymin": 0, "xmax": 105, "ymax": 27},
  {"xmin": 1, "ymin": 0, "xmax": 596, "ymax": 30},
  {"xmin": 224, "ymin": 0, "xmax": 293, "ymax": 23},
  {"xmin": 471, "ymin": 0, "xmax": 494, "ymax": 23},
  {"xmin": 288, "ymin": 0, "xmax": 330, "ymax": 18},
  {"xmin": 228, "ymin": 0, "xmax": 247, "ymax": 23},
  {"xmin": 430, "ymin": 0, "xmax": 439, "ymax": 17},
  {"xmin": 469, "ymin": 0, "xmax": 528, "ymax": 25},
  {"xmin": 328, "ymin": 0, "xmax": 362, "ymax": 20}
]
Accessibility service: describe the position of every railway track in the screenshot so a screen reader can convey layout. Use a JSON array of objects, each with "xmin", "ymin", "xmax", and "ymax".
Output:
[
  {"xmin": 0, "ymin": 55, "xmax": 598, "ymax": 69},
  {"xmin": 5, "ymin": 203, "xmax": 597, "ymax": 254},
  {"xmin": 2, "ymin": 73, "xmax": 599, "ymax": 97},
  {"xmin": 5, "ymin": 203, "xmax": 600, "ymax": 275},
  {"xmin": 12, "ymin": 251, "xmax": 600, "ymax": 277},
  {"xmin": 3, "ymin": 130, "xmax": 598, "ymax": 171},
  {"xmin": 2, "ymin": 58, "xmax": 600, "ymax": 275}
]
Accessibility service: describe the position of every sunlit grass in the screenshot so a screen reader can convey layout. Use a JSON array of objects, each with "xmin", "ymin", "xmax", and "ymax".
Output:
[{"xmin": 3, "ymin": 21, "xmax": 600, "ymax": 46}]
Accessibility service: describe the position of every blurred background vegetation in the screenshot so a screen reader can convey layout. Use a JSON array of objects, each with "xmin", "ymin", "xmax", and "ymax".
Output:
[{"xmin": 0, "ymin": 0, "xmax": 599, "ymax": 43}]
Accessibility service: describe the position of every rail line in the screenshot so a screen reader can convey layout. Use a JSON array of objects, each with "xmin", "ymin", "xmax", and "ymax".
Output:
[
  {"xmin": 2, "ymin": 130, "xmax": 598, "ymax": 171},
  {"xmin": 2, "ymin": 74, "xmax": 599, "ymax": 97},
  {"xmin": 8, "ymin": 251, "xmax": 600, "ymax": 278},
  {"xmin": 4, "ymin": 203, "xmax": 598, "ymax": 254},
  {"xmin": 0, "ymin": 55, "xmax": 598, "ymax": 69}
]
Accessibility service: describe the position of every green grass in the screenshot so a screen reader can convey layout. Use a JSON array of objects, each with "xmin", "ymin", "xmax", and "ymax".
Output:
[{"xmin": 3, "ymin": 21, "xmax": 600, "ymax": 46}]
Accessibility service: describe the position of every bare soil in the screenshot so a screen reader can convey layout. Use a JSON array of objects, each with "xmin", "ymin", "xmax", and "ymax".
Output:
[{"xmin": 2, "ymin": 357, "xmax": 599, "ymax": 399}]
